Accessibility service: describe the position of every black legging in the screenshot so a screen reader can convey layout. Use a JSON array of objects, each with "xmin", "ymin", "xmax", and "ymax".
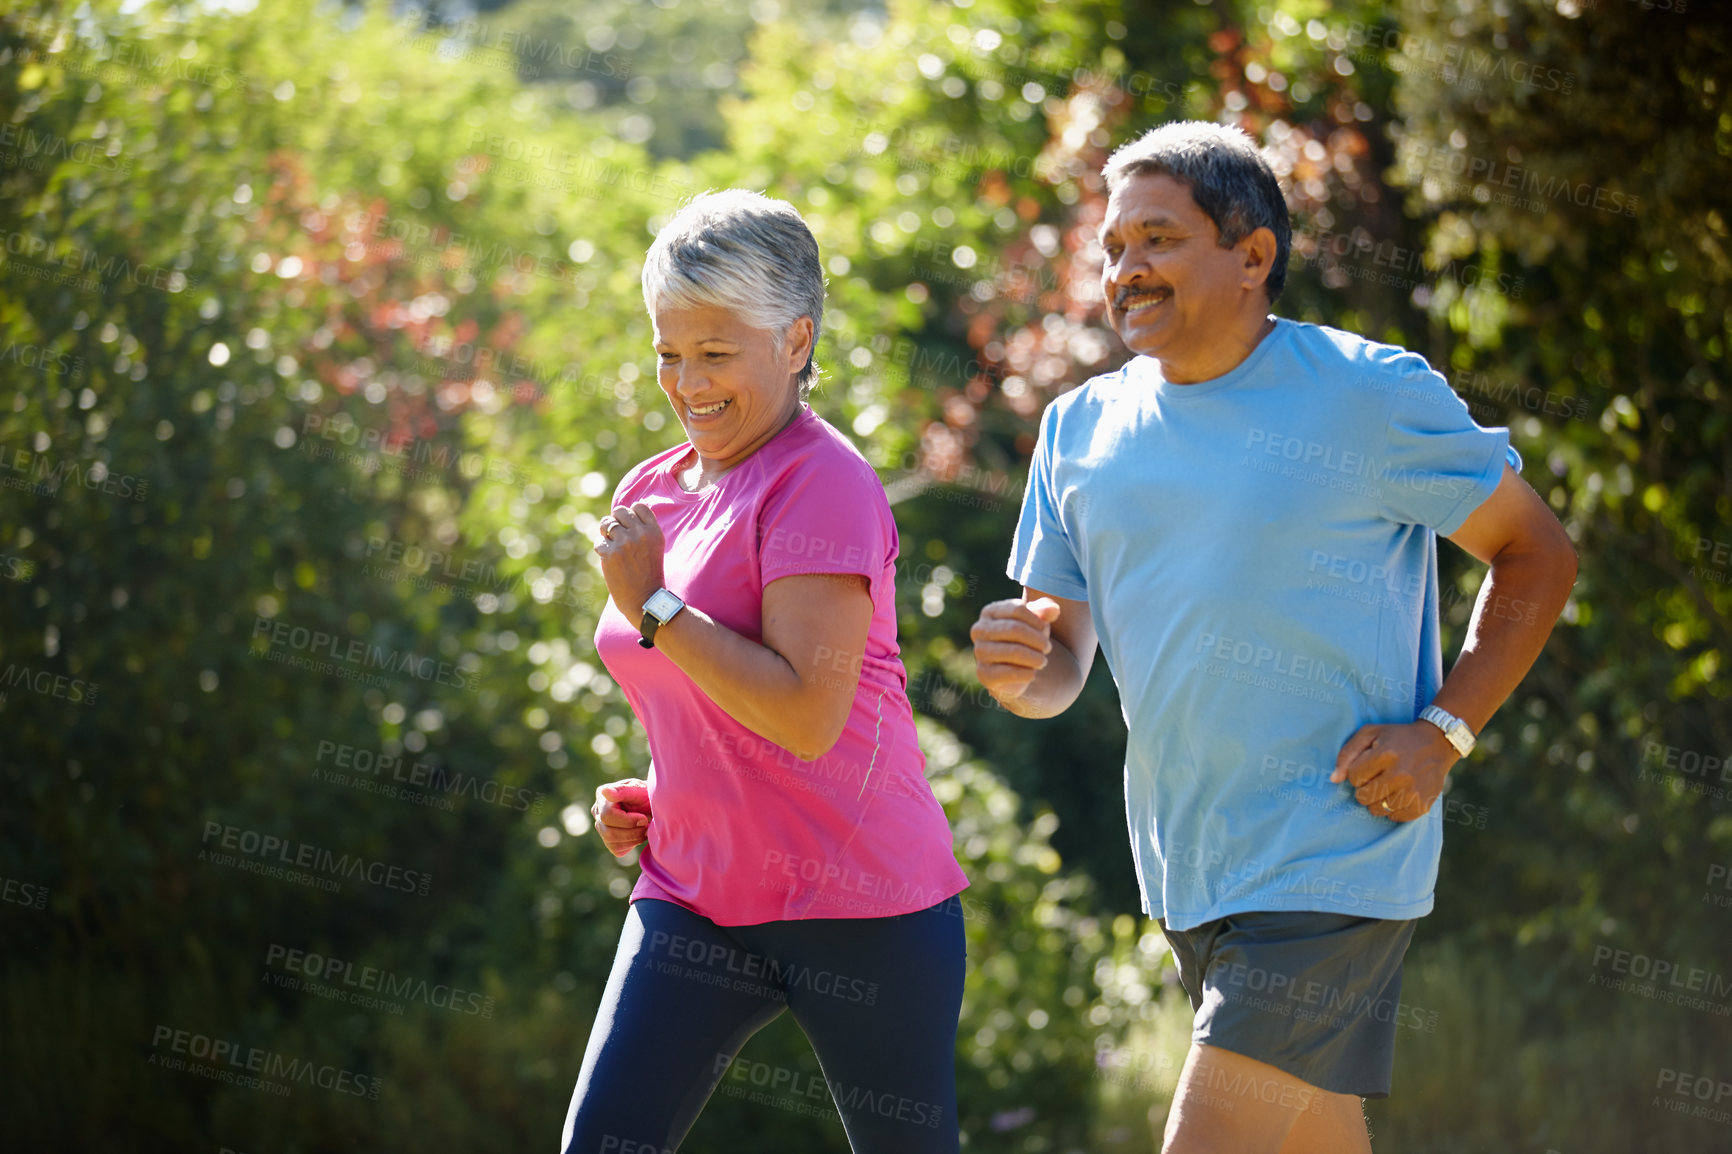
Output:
[{"xmin": 560, "ymin": 896, "xmax": 967, "ymax": 1154}]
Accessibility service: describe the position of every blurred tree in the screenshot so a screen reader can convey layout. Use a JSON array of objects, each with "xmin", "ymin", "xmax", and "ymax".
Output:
[{"xmin": 408, "ymin": 0, "xmax": 875, "ymax": 161}]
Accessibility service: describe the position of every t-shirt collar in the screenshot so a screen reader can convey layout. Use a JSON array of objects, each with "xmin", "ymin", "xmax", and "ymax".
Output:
[{"xmin": 1135, "ymin": 316, "xmax": 1289, "ymax": 399}]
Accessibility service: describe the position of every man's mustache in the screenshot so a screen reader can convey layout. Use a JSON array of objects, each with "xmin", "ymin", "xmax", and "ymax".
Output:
[{"xmin": 1111, "ymin": 284, "xmax": 1171, "ymax": 309}]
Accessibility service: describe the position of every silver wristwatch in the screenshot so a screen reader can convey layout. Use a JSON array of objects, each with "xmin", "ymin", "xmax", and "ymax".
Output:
[
  {"xmin": 1419, "ymin": 704, "xmax": 1476, "ymax": 757},
  {"xmin": 637, "ymin": 588, "xmax": 685, "ymax": 649}
]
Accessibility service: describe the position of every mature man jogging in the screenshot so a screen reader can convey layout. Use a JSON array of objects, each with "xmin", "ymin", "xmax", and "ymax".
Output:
[{"xmin": 970, "ymin": 121, "xmax": 1578, "ymax": 1154}]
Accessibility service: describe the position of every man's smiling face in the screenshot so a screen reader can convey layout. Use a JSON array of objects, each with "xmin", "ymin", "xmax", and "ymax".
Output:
[{"xmin": 1099, "ymin": 172, "xmax": 1266, "ymax": 368}]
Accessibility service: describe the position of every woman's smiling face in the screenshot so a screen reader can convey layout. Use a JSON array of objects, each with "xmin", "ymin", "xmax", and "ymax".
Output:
[{"xmin": 652, "ymin": 304, "xmax": 813, "ymax": 475}]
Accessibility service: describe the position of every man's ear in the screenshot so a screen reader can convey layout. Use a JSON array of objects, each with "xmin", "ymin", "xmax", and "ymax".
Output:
[{"xmin": 1239, "ymin": 226, "xmax": 1278, "ymax": 295}]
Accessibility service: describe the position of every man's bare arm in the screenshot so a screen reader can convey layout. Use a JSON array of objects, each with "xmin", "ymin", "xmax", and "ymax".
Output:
[
  {"xmin": 1334, "ymin": 464, "xmax": 1578, "ymax": 817},
  {"xmin": 1433, "ymin": 463, "xmax": 1579, "ymax": 730}
]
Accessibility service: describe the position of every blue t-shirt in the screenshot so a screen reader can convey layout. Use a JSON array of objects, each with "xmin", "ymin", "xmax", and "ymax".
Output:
[{"xmin": 1007, "ymin": 318, "xmax": 1519, "ymax": 931}]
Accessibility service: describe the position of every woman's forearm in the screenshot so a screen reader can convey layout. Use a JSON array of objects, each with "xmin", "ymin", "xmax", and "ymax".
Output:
[
  {"xmin": 595, "ymin": 500, "xmax": 875, "ymax": 761},
  {"xmin": 645, "ymin": 604, "xmax": 858, "ymax": 761}
]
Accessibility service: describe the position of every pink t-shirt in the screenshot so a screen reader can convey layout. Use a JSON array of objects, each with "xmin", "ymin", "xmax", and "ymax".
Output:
[{"xmin": 594, "ymin": 406, "xmax": 970, "ymax": 926}]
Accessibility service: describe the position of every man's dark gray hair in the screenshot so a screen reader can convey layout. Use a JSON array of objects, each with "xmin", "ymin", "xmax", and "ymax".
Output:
[
  {"xmin": 1101, "ymin": 121, "xmax": 1291, "ymax": 304},
  {"xmin": 641, "ymin": 189, "xmax": 826, "ymax": 398}
]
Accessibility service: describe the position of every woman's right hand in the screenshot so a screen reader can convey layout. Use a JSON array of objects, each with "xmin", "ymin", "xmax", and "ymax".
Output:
[{"xmin": 591, "ymin": 778, "xmax": 652, "ymax": 857}]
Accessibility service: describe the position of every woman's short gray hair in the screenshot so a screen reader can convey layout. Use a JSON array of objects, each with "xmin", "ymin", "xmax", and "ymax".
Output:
[
  {"xmin": 1101, "ymin": 121, "xmax": 1291, "ymax": 304},
  {"xmin": 641, "ymin": 189, "xmax": 826, "ymax": 398}
]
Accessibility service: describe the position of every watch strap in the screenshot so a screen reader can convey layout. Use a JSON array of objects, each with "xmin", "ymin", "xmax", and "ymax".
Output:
[
  {"xmin": 637, "ymin": 589, "xmax": 683, "ymax": 649},
  {"xmin": 1420, "ymin": 704, "xmax": 1475, "ymax": 756}
]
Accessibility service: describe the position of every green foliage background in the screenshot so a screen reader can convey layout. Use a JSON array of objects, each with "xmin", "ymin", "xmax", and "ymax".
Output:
[{"xmin": 1, "ymin": 0, "xmax": 1726, "ymax": 1151}]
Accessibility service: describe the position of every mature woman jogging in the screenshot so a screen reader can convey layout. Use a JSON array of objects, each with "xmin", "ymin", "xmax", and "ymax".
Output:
[{"xmin": 560, "ymin": 189, "xmax": 970, "ymax": 1154}]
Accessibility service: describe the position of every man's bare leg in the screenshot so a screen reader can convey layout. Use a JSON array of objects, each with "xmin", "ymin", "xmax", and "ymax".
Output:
[
  {"xmin": 1279, "ymin": 1083, "xmax": 1371, "ymax": 1154},
  {"xmin": 1160, "ymin": 1043, "xmax": 1370, "ymax": 1154}
]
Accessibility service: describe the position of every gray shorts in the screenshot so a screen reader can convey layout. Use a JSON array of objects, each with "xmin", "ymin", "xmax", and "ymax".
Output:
[{"xmin": 1159, "ymin": 911, "xmax": 1419, "ymax": 1099}]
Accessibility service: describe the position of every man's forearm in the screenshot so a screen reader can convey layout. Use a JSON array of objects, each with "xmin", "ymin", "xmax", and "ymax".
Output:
[
  {"xmin": 1430, "ymin": 546, "xmax": 1576, "ymax": 734},
  {"xmin": 994, "ymin": 639, "xmax": 1088, "ymax": 719}
]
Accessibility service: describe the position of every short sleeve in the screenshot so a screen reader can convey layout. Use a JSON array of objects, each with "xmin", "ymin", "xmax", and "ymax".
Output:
[
  {"xmin": 1007, "ymin": 401, "xmax": 1089, "ymax": 600},
  {"xmin": 757, "ymin": 453, "xmax": 894, "ymax": 603},
  {"xmin": 609, "ymin": 453, "xmax": 660, "ymax": 510},
  {"xmin": 1373, "ymin": 354, "xmax": 1516, "ymax": 536}
]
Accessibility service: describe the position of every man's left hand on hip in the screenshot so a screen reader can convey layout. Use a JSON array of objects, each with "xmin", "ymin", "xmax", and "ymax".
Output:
[{"xmin": 1331, "ymin": 722, "xmax": 1460, "ymax": 822}]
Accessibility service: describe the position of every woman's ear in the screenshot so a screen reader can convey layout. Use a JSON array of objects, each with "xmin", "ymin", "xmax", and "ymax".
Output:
[{"xmin": 782, "ymin": 315, "xmax": 816, "ymax": 375}]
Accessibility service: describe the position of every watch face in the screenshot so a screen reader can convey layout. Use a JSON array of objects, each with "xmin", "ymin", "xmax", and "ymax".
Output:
[
  {"xmin": 644, "ymin": 589, "xmax": 682, "ymax": 621},
  {"xmin": 1423, "ymin": 707, "xmax": 1472, "ymax": 754}
]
